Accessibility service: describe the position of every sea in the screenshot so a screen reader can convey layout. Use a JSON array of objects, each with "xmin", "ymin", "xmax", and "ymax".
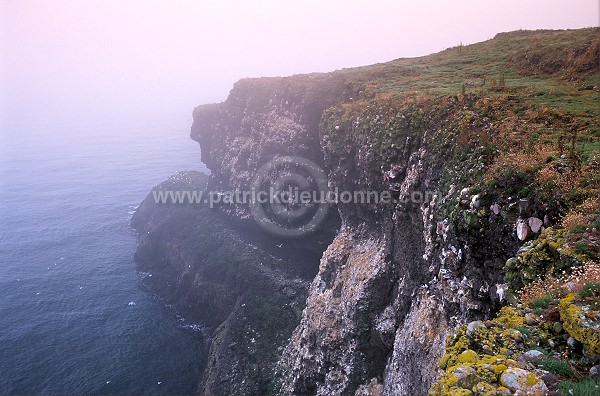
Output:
[{"xmin": 0, "ymin": 113, "xmax": 207, "ymax": 395}]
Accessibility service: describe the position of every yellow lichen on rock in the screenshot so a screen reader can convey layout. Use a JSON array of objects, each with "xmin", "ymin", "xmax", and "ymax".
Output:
[
  {"xmin": 559, "ymin": 293, "xmax": 600, "ymax": 355},
  {"xmin": 494, "ymin": 306, "xmax": 526, "ymax": 329}
]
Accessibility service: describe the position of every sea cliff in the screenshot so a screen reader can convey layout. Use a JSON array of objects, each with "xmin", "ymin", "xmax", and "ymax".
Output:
[{"xmin": 133, "ymin": 28, "xmax": 599, "ymax": 395}]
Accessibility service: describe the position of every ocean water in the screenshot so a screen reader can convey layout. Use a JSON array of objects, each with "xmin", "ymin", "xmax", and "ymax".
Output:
[{"xmin": 0, "ymin": 115, "xmax": 207, "ymax": 395}]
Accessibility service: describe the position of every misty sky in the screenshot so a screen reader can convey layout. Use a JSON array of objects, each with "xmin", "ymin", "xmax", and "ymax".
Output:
[{"xmin": 1, "ymin": 0, "xmax": 598, "ymax": 123}]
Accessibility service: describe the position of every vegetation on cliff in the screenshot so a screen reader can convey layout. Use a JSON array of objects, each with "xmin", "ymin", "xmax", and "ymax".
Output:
[{"xmin": 149, "ymin": 28, "xmax": 600, "ymax": 395}]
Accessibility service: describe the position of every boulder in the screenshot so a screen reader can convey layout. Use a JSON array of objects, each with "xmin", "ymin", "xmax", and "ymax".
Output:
[
  {"xmin": 490, "ymin": 203, "xmax": 502, "ymax": 216},
  {"xmin": 516, "ymin": 221, "xmax": 531, "ymax": 241},
  {"xmin": 451, "ymin": 365, "xmax": 478, "ymax": 389},
  {"xmin": 528, "ymin": 217, "xmax": 543, "ymax": 233},
  {"xmin": 466, "ymin": 320, "xmax": 487, "ymax": 337},
  {"xmin": 522, "ymin": 349, "xmax": 545, "ymax": 363},
  {"xmin": 560, "ymin": 294, "xmax": 600, "ymax": 354},
  {"xmin": 470, "ymin": 194, "xmax": 481, "ymax": 210},
  {"xmin": 525, "ymin": 313, "xmax": 540, "ymax": 325},
  {"xmin": 500, "ymin": 367, "xmax": 548, "ymax": 394}
]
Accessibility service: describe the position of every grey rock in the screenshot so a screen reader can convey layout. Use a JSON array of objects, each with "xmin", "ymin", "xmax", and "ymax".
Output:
[
  {"xmin": 501, "ymin": 367, "xmax": 548, "ymax": 394},
  {"xmin": 505, "ymin": 257, "xmax": 517, "ymax": 269},
  {"xmin": 383, "ymin": 293, "xmax": 451, "ymax": 396},
  {"xmin": 522, "ymin": 349, "xmax": 545, "ymax": 363},
  {"xmin": 525, "ymin": 313, "xmax": 539, "ymax": 325},
  {"xmin": 590, "ymin": 365, "xmax": 599, "ymax": 378},
  {"xmin": 553, "ymin": 322, "xmax": 563, "ymax": 334},
  {"xmin": 528, "ymin": 217, "xmax": 543, "ymax": 233},
  {"xmin": 519, "ymin": 198, "xmax": 531, "ymax": 217},
  {"xmin": 466, "ymin": 320, "xmax": 487, "ymax": 337},
  {"xmin": 541, "ymin": 372, "xmax": 559, "ymax": 386},
  {"xmin": 470, "ymin": 194, "xmax": 481, "ymax": 210},
  {"xmin": 490, "ymin": 203, "xmax": 501, "ymax": 215},
  {"xmin": 516, "ymin": 221, "xmax": 531, "ymax": 241},
  {"xmin": 452, "ymin": 365, "xmax": 478, "ymax": 388}
]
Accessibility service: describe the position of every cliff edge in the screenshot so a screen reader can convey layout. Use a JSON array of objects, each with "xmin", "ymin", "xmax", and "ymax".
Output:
[{"xmin": 134, "ymin": 28, "xmax": 599, "ymax": 395}]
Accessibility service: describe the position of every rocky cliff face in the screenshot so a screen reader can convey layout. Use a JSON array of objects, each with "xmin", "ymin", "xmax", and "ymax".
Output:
[
  {"xmin": 133, "ymin": 28, "xmax": 599, "ymax": 395},
  {"xmin": 189, "ymin": 82, "xmax": 531, "ymax": 395},
  {"xmin": 132, "ymin": 172, "xmax": 325, "ymax": 394}
]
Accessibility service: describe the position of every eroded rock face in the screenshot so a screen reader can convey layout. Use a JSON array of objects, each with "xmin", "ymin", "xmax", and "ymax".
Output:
[
  {"xmin": 383, "ymin": 291, "xmax": 451, "ymax": 395},
  {"xmin": 273, "ymin": 93, "xmax": 531, "ymax": 395},
  {"xmin": 191, "ymin": 74, "xmax": 353, "ymax": 217},
  {"xmin": 181, "ymin": 75, "xmax": 537, "ymax": 395},
  {"xmin": 135, "ymin": 75, "xmax": 354, "ymax": 395},
  {"xmin": 138, "ymin": 59, "xmax": 572, "ymax": 394},
  {"xmin": 131, "ymin": 172, "xmax": 321, "ymax": 395},
  {"xmin": 278, "ymin": 232, "xmax": 394, "ymax": 395},
  {"xmin": 132, "ymin": 27, "xmax": 600, "ymax": 396}
]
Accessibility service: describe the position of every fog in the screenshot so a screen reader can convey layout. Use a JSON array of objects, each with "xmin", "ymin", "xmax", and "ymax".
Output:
[{"xmin": 1, "ymin": 0, "xmax": 598, "ymax": 124}]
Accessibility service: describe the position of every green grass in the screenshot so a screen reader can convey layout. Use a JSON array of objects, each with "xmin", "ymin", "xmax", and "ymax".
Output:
[
  {"xmin": 559, "ymin": 378, "xmax": 600, "ymax": 396},
  {"xmin": 580, "ymin": 141, "xmax": 600, "ymax": 163},
  {"xmin": 343, "ymin": 28, "xmax": 599, "ymax": 113},
  {"xmin": 574, "ymin": 241, "xmax": 592, "ymax": 255},
  {"xmin": 538, "ymin": 357, "xmax": 576, "ymax": 377},
  {"xmin": 335, "ymin": 29, "xmax": 600, "ymax": 163},
  {"xmin": 530, "ymin": 297, "xmax": 557, "ymax": 309},
  {"xmin": 570, "ymin": 225, "xmax": 588, "ymax": 234},
  {"xmin": 579, "ymin": 283, "xmax": 600, "ymax": 298},
  {"xmin": 514, "ymin": 326, "xmax": 532, "ymax": 339}
]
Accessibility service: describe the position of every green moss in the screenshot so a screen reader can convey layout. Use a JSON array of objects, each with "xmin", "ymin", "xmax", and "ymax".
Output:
[
  {"xmin": 463, "ymin": 211, "xmax": 480, "ymax": 228},
  {"xmin": 430, "ymin": 296, "xmax": 600, "ymax": 394},
  {"xmin": 523, "ymin": 372, "xmax": 542, "ymax": 387},
  {"xmin": 493, "ymin": 364, "xmax": 507, "ymax": 375},
  {"xmin": 446, "ymin": 389, "xmax": 473, "ymax": 396},
  {"xmin": 473, "ymin": 381, "xmax": 497, "ymax": 394},
  {"xmin": 440, "ymin": 353, "xmax": 452, "ymax": 369}
]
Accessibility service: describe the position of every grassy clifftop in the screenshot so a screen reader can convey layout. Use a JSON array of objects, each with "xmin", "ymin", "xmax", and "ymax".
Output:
[
  {"xmin": 338, "ymin": 27, "xmax": 599, "ymax": 155},
  {"xmin": 188, "ymin": 28, "xmax": 599, "ymax": 394},
  {"xmin": 343, "ymin": 28, "xmax": 600, "ymax": 396},
  {"xmin": 321, "ymin": 28, "xmax": 600, "ymax": 395}
]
